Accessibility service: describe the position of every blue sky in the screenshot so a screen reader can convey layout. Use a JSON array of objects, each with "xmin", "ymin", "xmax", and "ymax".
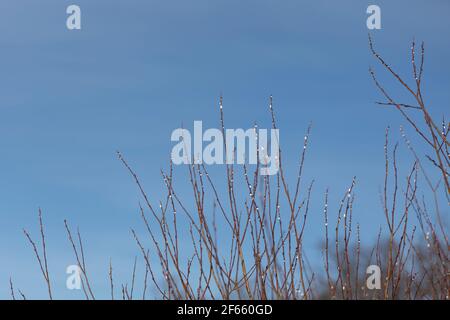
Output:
[{"xmin": 0, "ymin": 0, "xmax": 449, "ymax": 299}]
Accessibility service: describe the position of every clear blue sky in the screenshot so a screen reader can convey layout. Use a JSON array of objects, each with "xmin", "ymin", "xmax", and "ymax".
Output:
[{"xmin": 0, "ymin": 0, "xmax": 448, "ymax": 299}]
